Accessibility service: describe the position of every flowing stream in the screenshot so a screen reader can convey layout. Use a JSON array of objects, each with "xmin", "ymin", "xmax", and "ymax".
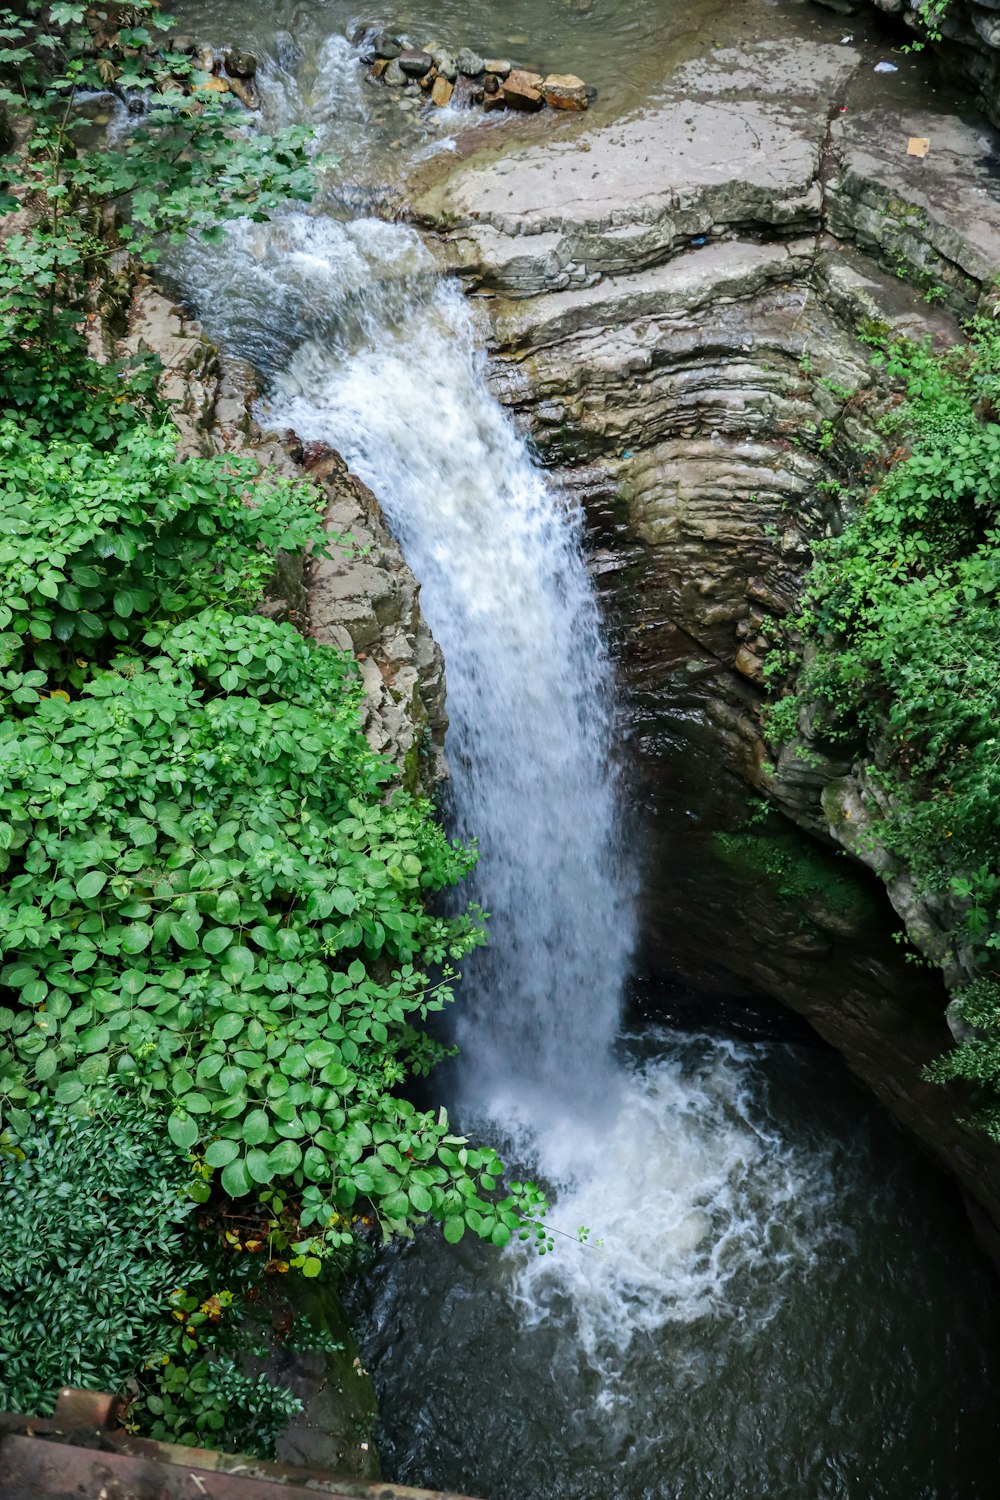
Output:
[{"xmin": 169, "ymin": 4, "xmax": 1000, "ymax": 1495}]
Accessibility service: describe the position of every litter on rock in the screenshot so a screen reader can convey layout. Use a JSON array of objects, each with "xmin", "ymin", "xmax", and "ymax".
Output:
[
  {"xmin": 874, "ymin": 61, "xmax": 898, "ymax": 73},
  {"xmin": 907, "ymin": 136, "xmax": 930, "ymax": 157}
]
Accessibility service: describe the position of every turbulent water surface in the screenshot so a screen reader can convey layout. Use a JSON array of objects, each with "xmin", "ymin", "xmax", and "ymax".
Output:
[{"xmin": 168, "ymin": 4, "xmax": 1000, "ymax": 1496}]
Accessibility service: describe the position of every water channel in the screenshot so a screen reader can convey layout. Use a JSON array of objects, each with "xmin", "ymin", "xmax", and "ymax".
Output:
[{"xmin": 170, "ymin": 3, "xmax": 1000, "ymax": 1494}]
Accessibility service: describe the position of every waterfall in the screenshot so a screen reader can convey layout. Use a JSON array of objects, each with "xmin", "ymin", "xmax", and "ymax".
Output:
[{"xmin": 268, "ymin": 227, "xmax": 634, "ymax": 1132}]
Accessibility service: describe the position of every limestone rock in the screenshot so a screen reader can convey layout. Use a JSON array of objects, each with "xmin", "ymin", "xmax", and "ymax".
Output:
[
  {"xmin": 483, "ymin": 58, "xmax": 512, "ymax": 77},
  {"xmin": 455, "ymin": 47, "xmax": 485, "ymax": 75},
  {"xmin": 542, "ymin": 72, "xmax": 588, "ymax": 110},
  {"xmin": 227, "ymin": 75, "xmax": 259, "ymax": 109},
  {"xmin": 383, "ymin": 58, "xmax": 406, "ymax": 86},
  {"xmin": 431, "ymin": 75, "xmax": 454, "ymax": 106},
  {"xmin": 429, "ymin": 48, "xmax": 458, "ymax": 80},
  {"xmin": 502, "ymin": 69, "xmax": 544, "ymax": 111}
]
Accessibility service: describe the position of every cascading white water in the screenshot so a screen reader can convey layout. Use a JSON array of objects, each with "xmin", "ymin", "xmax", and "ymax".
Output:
[{"xmin": 269, "ymin": 228, "xmax": 633, "ymax": 1130}]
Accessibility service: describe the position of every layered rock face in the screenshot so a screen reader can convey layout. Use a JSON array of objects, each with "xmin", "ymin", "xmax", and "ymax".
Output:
[
  {"xmin": 410, "ymin": 35, "xmax": 1000, "ymax": 1247},
  {"xmin": 122, "ymin": 288, "xmax": 447, "ymax": 791}
]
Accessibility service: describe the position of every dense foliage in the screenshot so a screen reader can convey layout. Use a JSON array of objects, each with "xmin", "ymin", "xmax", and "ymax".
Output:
[
  {"xmin": 0, "ymin": 1092, "xmax": 199, "ymax": 1412},
  {"xmin": 766, "ymin": 317, "xmax": 1000, "ymax": 1136},
  {"xmin": 0, "ymin": 1092, "xmax": 310, "ymax": 1450},
  {"xmin": 0, "ymin": 0, "xmax": 313, "ymax": 416},
  {"xmin": 0, "ymin": 0, "xmax": 548, "ymax": 1445}
]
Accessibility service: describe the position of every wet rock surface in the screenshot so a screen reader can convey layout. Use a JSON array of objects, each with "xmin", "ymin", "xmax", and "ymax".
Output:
[
  {"xmin": 409, "ymin": 30, "xmax": 1000, "ymax": 1255},
  {"xmin": 834, "ymin": 0, "xmax": 1000, "ymax": 128},
  {"xmin": 121, "ymin": 286, "xmax": 447, "ymax": 793}
]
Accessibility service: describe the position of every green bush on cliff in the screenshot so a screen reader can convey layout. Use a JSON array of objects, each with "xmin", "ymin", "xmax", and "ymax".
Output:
[
  {"xmin": 0, "ymin": 0, "xmax": 313, "ymax": 416},
  {"xmin": 0, "ymin": 0, "xmax": 549, "ymax": 1444},
  {"xmin": 765, "ymin": 317, "xmax": 1000, "ymax": 1130},
  {"xmin": 0, "ymin": 1091, "xmax": 306, "ymax": 1450},
  {"xmin": 0, "ymin": 412, "xmax": 546, "ymax": 1262}
]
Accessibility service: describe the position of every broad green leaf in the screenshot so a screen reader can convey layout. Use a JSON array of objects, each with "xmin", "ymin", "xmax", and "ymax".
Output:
[
  {"xmin": 204, "ymin": 1137, "xmax": 240, "ymax": 1168},
  {"xmin": 213, "ymin": 1013, "xmax": 243, "ymax": 1041},
  {"xmin": 220, "ymin": 1157, "xmax": 252, "ymax": 1197},
  {"xmin": 202, "ymin": 926, "xmax": 233, "ymax": 955},
  {"xmin": 242, "ymin": 1107, "xmax": 269, "ymax": 1145},
  {"xmin": 168, "ymin": 1114, "xmax": 199, "ymax": 1151}
]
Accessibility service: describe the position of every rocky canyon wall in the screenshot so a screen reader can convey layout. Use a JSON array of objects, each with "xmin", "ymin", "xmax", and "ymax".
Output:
[{"xmin": 408, "ymin": 32, "xmax": 1000, "ymax": 1249}]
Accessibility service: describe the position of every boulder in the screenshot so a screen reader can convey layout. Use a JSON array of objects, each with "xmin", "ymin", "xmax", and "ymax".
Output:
[
  {"xmin": 502, "ymin": 69, "xmax": 544, "ymax": 110},
  {"xmin": 224, "ymin": 50, "xmax": 257, "ymax": 78},
  {"xmin": 431, "ymin": 75, "xmax": 454, "ymax": 106},
  {"xmin": 372, "ymin": 32, "xmax": 403, "ymax": 59},
  {"xmin": 455, "ymin": 47, "xmax": 485, "ymax": 75},
  {"xmin": 398, "ymin": 49, "xmax": 434, "ymax": 76},
  {"xmin": 542, "ymin": 72, "xmax": 588, "ymax": 110},
  {"xmin": 483, "ymin": 58, "xmax": 512, "ymax": 77}
]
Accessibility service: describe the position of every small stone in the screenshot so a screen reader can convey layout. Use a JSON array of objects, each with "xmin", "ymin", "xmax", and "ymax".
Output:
[
  {"xmin": 398, "ymin": 49, "xmax": 433, "ymax": 76},
  {"xmin": 455, "ymin": 47, "xmax": 485, "ymax": 75},
  {"xmin": 542, "ymin": 72, "xmax": 588, "ymax": 110},
  {"xmin": 419, "ymin": 67, "xmax": 438, "ymax": 89},
  {"xmin": 227, "ymin": 75, "xmax": 259, "ymax": 108},
  {"xmin": 383, "ymin": 58, "xmax": 406, "ymax": 86},
  {"xmin": 167, "ymin": 33, "xmax": 197, "ymax": 55},
  {"xmin": 482, "ymin": 58, "xmax": 512, "ymax": 77},
  {"xmin": 502, "ymin": 69, "xmax": 544, "ymax": 111},
  {"xmin": 195, "ymin": 74, "xmax": 230, "ymax": 94},
  {"xmin": 224, "ymin": 50, "xmax": 257, "ymax": 78},
  {"xmin": 451, "ymin": 72, "xmax": 483, "ymax": 108},
  {"xmin": 368, "ymin": 57, "xmax": 390, "ymax": 79},
  {"xmin": 484, "ymin": 73, "xmax": 499, "ymax": 94},
  {"xmin": 372, "ymin": 32, "xmax": 403, "ymax": 59},
  {"xmin": 431, "ymin": 75, "xmax": 454, "ymax": 106},
  {"xmin": 426, "ymin": 44, "xmax": 457, "ymax": 79}
]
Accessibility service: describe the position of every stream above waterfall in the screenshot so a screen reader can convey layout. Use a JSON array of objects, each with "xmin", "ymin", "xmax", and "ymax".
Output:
[{"xmin": 168, "ymin": 2, "xmax": 1000, "ymax": 1495}]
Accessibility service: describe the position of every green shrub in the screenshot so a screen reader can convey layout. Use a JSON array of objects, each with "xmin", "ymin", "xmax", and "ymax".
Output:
[
  {"xmin": 767, "ymin": 318, "xmax": 1000, "ymax": 1134},
  {"xmin": 0, "ymin": 1090, "xmax": 200, "ymax": 1414}
]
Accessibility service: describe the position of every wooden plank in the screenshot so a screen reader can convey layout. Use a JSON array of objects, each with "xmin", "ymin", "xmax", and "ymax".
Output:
[{"xmin": 0, "ymin": 1434, "xmax": 479, "ymax": 1500}]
